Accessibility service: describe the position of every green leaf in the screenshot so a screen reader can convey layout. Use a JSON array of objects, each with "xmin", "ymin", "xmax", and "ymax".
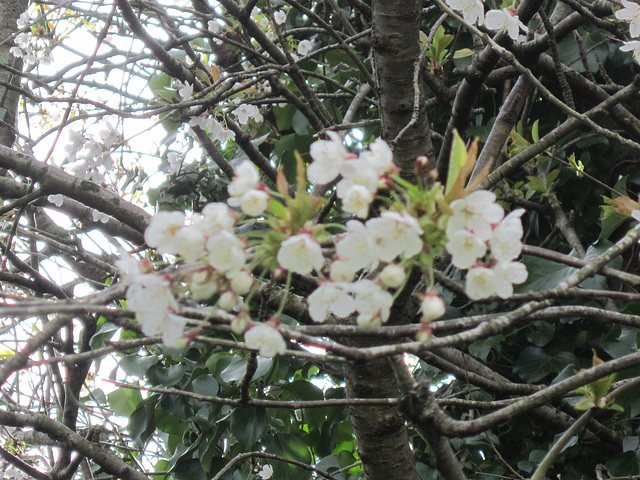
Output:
[
  {"xmin": 446, "ymin": 130, "xmax": 467, "ymax": 195},
  {"xmin": 174, "ymin": 459, "xmax": 207, "ymax": 480},
  {"xmin": 230, "ymin": 407, "xmax": 267, "ymax": 448},
  {"xmin": 513, "ymin": 347, "xmax": 578, "ymax": 382},
  {"xmin": 108, "ymin": 388, "xmax": 142, "ymax": 417},
  {"xmin": 147, "ymin": 364, "xmax": 185, "ymax": 386},
  {"xmin": 119, "ymin": 355, "xmax": 159, "ymax": 378},
  {"xmin": 191, "ymin": 375, "xmax": 219, "ymax": 396}
]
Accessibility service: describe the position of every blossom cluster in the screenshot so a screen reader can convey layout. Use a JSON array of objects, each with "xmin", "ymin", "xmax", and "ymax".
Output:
[
  {"xmin": 445, "ymin": 191, "xmax": 527, "ymax": 299},
  {"xmin": 308, "ymin": 131, "xmax": 396, "ymax": 218},
  {"xmin": 616, "ymin": 1, "xmax": 640, "ymax": 63},
  {"xmin": 120, "ymin": 133, "xmax": 528, "ymax": 356},
  {"xmin": 62, "ymin": 122, "xmax": 120, "ymax": 182},
  {"xmin": 11, "ymin": 10, "xmax": 54, "ymax": 67},
  {"xmin": 444, "ymin": 0, "xmax": 527, "ymax": 40}
]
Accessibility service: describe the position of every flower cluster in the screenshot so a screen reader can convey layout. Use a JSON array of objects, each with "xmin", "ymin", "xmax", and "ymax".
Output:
[
  {"xmin": 308, "ymin": 132, "xmax": 396, "ymax": 218},
  {"xmin": 616, "ymin": 1, "xmax": 640, "ymax": 63},
  {"xmin": 11, "ymin": 10, "xmax": 54, "ymax": 67},
  {"xmin": 121, "ymin": 133, "xmax": 529, "ymax": 354},
  {"xmin": 444, "ymin": 0, "xmax": 527, "ymax": 40},
  {"xmin": 188, "ymin": 115, "xmax": 235, "ymax": 143},
  {"xmin": 62, "ymin": 121, "xmax": 120, "ymax": 182},
  {"xmin": 445, "ymin": 191, "xmax": 527, "ymax": 300}
]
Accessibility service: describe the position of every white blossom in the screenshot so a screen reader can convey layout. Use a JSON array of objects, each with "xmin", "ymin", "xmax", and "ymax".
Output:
[
  {"xmin": 492, "ymin": 261, "xmax": 528, "ymax": 298},
  {"xmin": 298, "ymin": 39, "xmax": 313, "ymax": 56},
  {"xmin": 244, "ymin": 323, "xmax": 287, "ymax": 357},
  {"xmin": 206, "ymin": 231, "xmax": 246, "ymax": 273},
  {"xmin": 329, "ymin": 260, "xmax": 356, "ymax": 282},
  {"xmin": 341, "ymin": 184, "xmax": 373, "ymax": 218},
  {"xmin": 274, "ymin": 11, "xmax": 286, "ymax": 25},
  {"xmin": 465, "ymin": 266, "xmax": 497, "ymax": 300},
  {"xmin": 307, "ymin": 131, "xmax": 351, "ymax": 184},
  {"xmin": 620, "ymin": 40, "xmax": 640, "ymax": 63},
  {"xmin": 228, "ymin": 161, "xmax": 261, "ymax": 198},
  {"xmin": 366, "ymin": 211, "xmax": 424, "ymax": 262},
  {"xmin": 446, "ymin": 190, "xmax": 504, "ymax": 241},
  {"xmin": 335, "ymin": 220, "xmax": 376, "ymax": 272},
  {"xmin": 65, "ymin": 130, "xmax": 85, "ymax": 156},
  {"xmin": 175, "ymin": 223, "xmax": 207, "ymax": 261},
  {"xmin": 201, "ymin": 202, "xmax": 236, "ymax": 236},
  {"xmin": 17, "ymin": 11, "xmax": 31, "ymax": 29},
  {"xmin": 233, "ymin": 104, "xmax": 263, "ymax": 124},
  {"xmin": 92, "ymin": 210, "xmax": 110, "ymax": 224},
  {"xmin": 308, "ymin": 282, "xmax": 355, "ymax": 322},
  {"xmin": 359, "ymin": 138, "xmax": 394, "ymax": 176},
  {"xmin": 218, "ymin": 291, "xmax": 238, "ymax": 311},
  {"xmin": 277, "ymin": 234, "xmax": 324, "ymax": 274},
  {"xmin": 616, "ymin": 0, "xmax": 640, "ymax": 38},
  {"xmin": 446, "ymin": 229, "xmax": 487, "ymax": 269},
  {"xmin": 15, "ymin": 33, "xmax": 29, "ymax": 49},
  {"xmin": 240, "ymin": 189, "xmax": 270, "ymax": 216},
  {"xmin": 490, "ymin": 223, "xmax": 523, "ymax": 263},
  {"xmin": 351, "ymin": 280, "xmax": 394, "ymax": 327},
  {"xmin": 177, "ymin": 81, "xmax": 193, "ymax": 100},
  {"xmin": 484, "ymin": 7, "xmax": 527, "ymax": 40},
  {"xmin": 99, "ymin": 122, "xmax": 119, "ymax": 149},
  {"xmin": 48, "ymin": 194, "xmax": 64, "ymax": 207},
  {"xmin": 446, "ymin": 0, "xmax": 485, "ymax": 25},
  {"xmin": 258, "ymin": 464, "xmax": 274, "ymax": 480},
  {"xmin": 144, "ymin": 211, "xmax": 186, "ymax": 254}
]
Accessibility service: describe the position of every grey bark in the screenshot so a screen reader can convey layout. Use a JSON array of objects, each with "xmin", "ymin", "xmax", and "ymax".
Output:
[{"xmin": 0, "ymin": 0, "xmax": 28, "ymax": 147}]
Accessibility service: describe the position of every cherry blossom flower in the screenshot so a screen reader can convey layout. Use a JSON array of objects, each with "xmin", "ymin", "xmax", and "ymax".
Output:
[
  {"xmin": 490, "ymin": 222, "xmax": 523, "ymax": 263},
  {"xmin": 228, "ymin": 161, "xmax": 261, "ymax": 198},
  {"xmin": 175, "ymin": 224, "xmax": 207, "ymax": 261},
  {"xmin": 359, "ymin": 138, "xmax": 395, "ymax": 176},
  {"xmin": 465, "ymin": 266, "xmax": 497, "ymax": 300},
  {"xmin": 446, "ymin": 190, "xmax": 504, "ymax": 241},
  {"xmin": 447, "ymin": 0, "xmax": 485, "ymax": 25},
  {"xmin": 307, "ymin": 281, "xmax": 355, "ymax": 322},
  {"xmin": 206, "ymin": 231, "xmax": 247, "ymax": 273},
  {"xmin": 233, "ymin": 104, "xmax": 263, "ymax": 124},
  {"xmin": 335, "ymin": 220, "xmax": 377, "ymax": 272},
  {"xmin": 274, "ymin": 10, "xmax": 286, "ymax": 25},
  {"xmin": 367, "ymin": 211, "xmax": 424, "ymax": 262},
  {"xmin": 351, "ymin": 280, "xmax": 394, "ymax": 327},
  {"xmin": 235, "ymin": 188, "xmax": 270, "ymax": 217},
  {"xmin": 298, "ymin": 39, "xmax": 312, "ymax": 56},
  {"xmin": 329, "ymin": 260, "xmax": 356, "ymax": 282},
  {"xmin": 48, "ymin": 194, "xmax": 64, "ymax": 207},
  {"xmin": 244, "ymin": 323, "xmax": 287, "ymax": 357},
  {"xmin": 177, "ymin": 81, "xmax": 193, "ymax": 100},
  {"xmin": 421, "ymin": 292, "xmax": 446, "ymax": 321},
  {"xmin": 620, "ymin": 40, "xmax": 640, "ymax": 63},
  {"xmin": 307, "ymin": 131, "xmax": 351, "ymax": 184},
  {"xmin": 277, "ymin": 234, "xmax": 324, "ymax": 274},
  {"xmin": 484, "ymin": 7, "xmax": 527, "ymax": 40},
  {"xmin": 201, "ymin": 202, "xmax": 236, "ymax": 236},
  {"xmin": 188, "ymin": 269, "xmax": 220, "ymax": 300},
  {"xmin": 616, "ymin": 0, "xmax": 640, "ymax": 38},
  {"xmin": 446, "ymin": 229, "xmax": 487, "ymax": 269},
  {"xmin": 17, "ymin": 11, "xmax": 31, "ymax": 29},
  {"xmin": 144, "ymin": 211, "xmax": 186, "ymax": 254},
  {"xmin": 337, "ymin": 158, "xmax": 380, "ymax": 198},
  {"xmin": 126, "ymin": 275, "xmax": 186, "ymax": 347},
  {"xmin": 492, "ymin": 261, "xmax": 528, "ymax": 298},
  {"xmin": 258, "ymin": 464, "xmax": 274, "ymax": 480},
  {"xmin": 341, "ymin": 184, "xmax": 373, "ymax": 218}
]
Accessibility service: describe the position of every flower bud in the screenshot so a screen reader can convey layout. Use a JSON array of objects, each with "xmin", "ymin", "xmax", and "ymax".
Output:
[
  {"xmin": 379, "ymin": 264, "xmax": 406, "ymax": 289},
  {"xmin": 421, "ymin": 291, "xmax": 445, "ymax": 321},
  {"xmin": 231, "ymin": 311, "xmax": 250, "ymax": 334},
  {"xmin": 218, "ymin": 291, "xmax": 238, "ymax": 311},
  {"xmin": 416, "ymin": 322, "xmax": 432, "ymax": 343},
  {"xmin": 229, "ymin": 270, "xmax": 253, "ymax": 295}
]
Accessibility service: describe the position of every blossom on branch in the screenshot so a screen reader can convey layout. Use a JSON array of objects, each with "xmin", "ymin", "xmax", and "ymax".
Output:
[
  {"xmin": 484, "ymin": 7, "xmax": 527, "ymax": 40},
  {"xmin": 244, "ymin": 323, "xmax": 287, "ymax": 357},
  {"xmin": 616, "ymin": 0, "xmax": 640, "ymax": 38},
  {"xmin": 277, "ymin": 234, "xmax": 324, "ymax": 274},
  {"xmin": 446, "ymin": 0, "xmax": 485, "ymax": 25}
]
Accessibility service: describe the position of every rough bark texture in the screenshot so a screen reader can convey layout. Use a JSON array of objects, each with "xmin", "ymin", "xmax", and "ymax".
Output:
[
  {"xmin": 0, "ymin": 0, "xmax": 28, "ymax": 147},
  {"xmin": 372, "ymin": 0, "xmax": 433, "ymax": 178}
]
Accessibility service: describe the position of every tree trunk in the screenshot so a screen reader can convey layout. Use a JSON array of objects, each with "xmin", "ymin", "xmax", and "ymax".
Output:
[
  {"xmin": 0, "ymin": 0, "xmax": 27, "ymax": 147},
  {"xmin": 372, "ymin": 0, "xmax": 434, "ymax": 179}
]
